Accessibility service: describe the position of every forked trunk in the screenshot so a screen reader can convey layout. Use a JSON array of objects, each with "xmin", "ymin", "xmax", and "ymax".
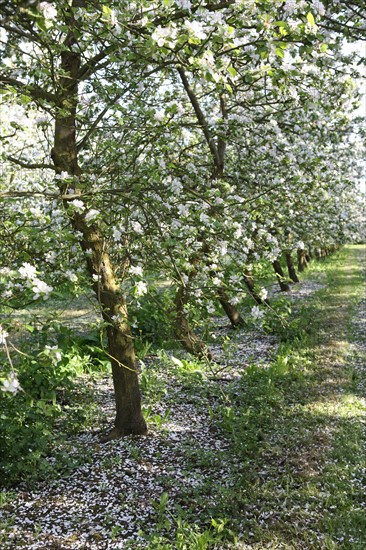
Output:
[
  {"xmin": 272, "ymin": 260, "xmax": 291, "ymax": 292},
  {"xmin": 175, "ymin": 285, "xmax": 213, "ymax": 360},
  {"xmin": 285, "ymin": 253, "xmax": 300, "ymax": 283}
]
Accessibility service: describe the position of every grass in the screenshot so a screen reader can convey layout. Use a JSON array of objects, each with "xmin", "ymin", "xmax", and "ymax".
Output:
[{"xmin": 208, "ymin": 245, "xmax": 366, "ymax": 548}]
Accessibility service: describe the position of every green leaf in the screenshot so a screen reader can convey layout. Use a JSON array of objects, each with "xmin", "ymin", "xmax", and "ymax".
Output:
[
  {"xmin": 102, "ymin": 5, "xmax": 112, "ymax": 19},
  {"xmin": 20, "ymin": 94, "xmax": 32, "ymax": 105},
  {"xmin": 171, "ymin": 356, "xmax": 184, "ymax": 369},
  {"xmin": 227, "ymin": 65, "xmax": 237, "ymax": 77},
  {"xmin": 306, "ymin": 12, "xmax": 316, "ymax": 27},
  {"xmin": 35, "ymin": 17, "xmax": 48, "ymax": 32}
]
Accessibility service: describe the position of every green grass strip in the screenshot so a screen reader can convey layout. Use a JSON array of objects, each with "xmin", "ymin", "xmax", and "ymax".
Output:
[{"xmin": 215, "ymin": 245, "xmax": 366, "ymax": 549}]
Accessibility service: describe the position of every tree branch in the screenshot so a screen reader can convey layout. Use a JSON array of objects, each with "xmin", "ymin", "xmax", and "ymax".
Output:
[
  {"xmin": 7, "ymin": 155, "xmax": 55, "ymax": 171},
  {"xmin": 78, "ymin": 46, "xmax": 116, "ymax": 81},
  {"xmin": 0, "ymin": 191, "xmax": 58, "ymax": 199},
  {"xmin": 177, "ymin": 66, "xmax": 220, "ymax": 166},
  {"xmin": 0, "ymin": 75, "xmax": 56, "ymax": 102}
]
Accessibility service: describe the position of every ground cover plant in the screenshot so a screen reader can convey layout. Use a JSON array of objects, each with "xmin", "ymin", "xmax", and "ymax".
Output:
[{"xmin": 0, "ymin": 245, "xmax": 365, "ymax": 548}]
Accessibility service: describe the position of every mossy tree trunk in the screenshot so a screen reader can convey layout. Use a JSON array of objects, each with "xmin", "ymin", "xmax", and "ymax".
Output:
[
  {"xmin": 272, "ymin": 260, "xmax": 291, "ymax": 292},
  {"xmin": 243, "ymin": 269, "xmax": 269, "ymax": 304},
  {"xmin": 175, "ymin": 285, "xmax": 213, "ymax": 360},
  {"xmin": 286, "ymin": 252, "xmax": 300, "ymax": 283},
  {"xmin": 51, "ymin": 5, "xmax": 146, "ymax": 438},
  {"xmin": 297, "ymin": 249, "xmax": 309, "ymax": 272}
]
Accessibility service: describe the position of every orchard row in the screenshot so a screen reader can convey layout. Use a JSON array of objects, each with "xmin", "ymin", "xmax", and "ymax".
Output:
[{"xmin": 0, "ymin": 0, "xmax": 365, "ymax": 436}]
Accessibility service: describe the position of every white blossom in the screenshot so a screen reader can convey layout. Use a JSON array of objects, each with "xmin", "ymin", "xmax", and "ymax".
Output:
[
  {"xmin": 71, "ymin": 199, "xmax": 85, "ymax": 212},
  {"xmin": 175, "ymin": 0, "xmax": 191, "ymax": 9},
  {"xmin": 0, "ymin": 325, "xmax": 9, "ymax": 344},
  {"xmin": 135, "ymin": 281, "xmax": 148, "ymax": 297},
  {"xmin": 32, "ymin": 278, "xmax": 53, "ymax": 300},
  {"xmin": 154, "ymin": 110, "xmax": 165, "ymax": 122},
  {"xmin": 39, "ymin": 2, "xmax": 57, "ymax": 20},
  {"xmin": 65, "ymin": 270, "xmax": 78, "ymax": 283},
  {"xmin": 2, "ymin": 373, "xmax": 21, "ymax": 395},
  {"xmin": 151, "ymin": 25, "xmax": 175, "ymax": 47},
  {"xmin": 258, "ymin": 288, "xmax": 268, "ymax": 301},
  {"xmin": 113, "ymin": 228, "xmax": 122, "ymax": 241},
  {"xmin": 251, "ymin": 305, "xmax": 265, "ymax": 320},
  {"xmin": 19, "ymin": 262, "xmax": 37, "ymax": 280},
  {"xmin": 184, "ymin": 20, "xmax": 207, "ymax": 40},
  {"xmin": 131, "ymin": 221, "xmax": 143, "ymax": 234},
  {"xmin": 130, "ymin": 266, "xmax": 143, "ymax": 277},
  {"xmin": 55, "ymin": 171, "xmax": 70, "ymax": 181},
  {"xmin": 84, "ymin": 209, "xmax": 100, "ymax": 222},
  {"xmin": 45, "ymin": 345, "xmax": 62, "ymax": 363}
]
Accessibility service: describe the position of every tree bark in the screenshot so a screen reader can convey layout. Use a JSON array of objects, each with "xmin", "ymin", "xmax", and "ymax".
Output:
[
  {"xmin": 243, "ymin": 270, "xmax": 269, "ymax": 304},
  {"xmin": 285, "ymin": 252, "xmax": 300, "ymax": 283},
  {"xmin": 297, "ymin": 249, "xmax": 308, "ymax": 272},
  {"xmin": 175, "ymin": 285, "xmax": 213, "ymax": 360},
  {"xmin": 51, "ymin": 2, "xmax": 146, "ymax": 438},
  {"xmin": 217, "ymin": 288, "xmax": 244, "ymax": 327},
  {"xmin": 272, "ymin": 260, "xmax": 291, "ymax": 292}
]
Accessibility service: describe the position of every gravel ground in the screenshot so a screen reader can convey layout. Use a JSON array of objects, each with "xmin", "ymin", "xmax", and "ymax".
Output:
[{"xmin": 0, "ymin": 267, "xmax": 364, "ymax": 549}]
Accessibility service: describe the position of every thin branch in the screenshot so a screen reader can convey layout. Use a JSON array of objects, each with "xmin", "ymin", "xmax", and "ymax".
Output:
[
  {"xmin": 76, "ymin": 93, "xmax": 124, "ymax": 151},
  {"xmin": 78, "ymin": 46, "xmax": 116, "ymax": 81},
  {"xmin": 177, "ymin": 66, "xmax": 220, "ymax": 166}
]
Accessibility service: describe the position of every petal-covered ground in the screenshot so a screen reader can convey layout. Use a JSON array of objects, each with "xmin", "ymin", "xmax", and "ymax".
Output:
[{"xmin": 1, "ymin": 251, "xmax": 365, "ymax": 549}]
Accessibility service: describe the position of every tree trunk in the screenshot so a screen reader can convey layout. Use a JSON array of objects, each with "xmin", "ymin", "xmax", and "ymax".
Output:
[
  {"xmin": 175, "ymin": 285, "xmax": 213, "ymax": 360},
  {"xmin": 51, "ymin": 5, "xmax": 146, "ymax": 439},
  {"xmin": 297, "ymin": 249, "xmax": 308, "ymax": 272},
  {"xmin": 217, "ymin": 288, "xmax": 244, "ymax": 327},
  {"xmin": 243, "ymin": 270, "xmax": 269, "ymax": 304},
  {"xmin": 73, "ymin": 223, "xmax": 147, "ymax": 439},
  {"xmin": 285, "ymin": 253, "xmax": 300, "ymax": 283},
  {"xmin": 272, "ymin": 260, "xmax": 291, "ymax": 292}
]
